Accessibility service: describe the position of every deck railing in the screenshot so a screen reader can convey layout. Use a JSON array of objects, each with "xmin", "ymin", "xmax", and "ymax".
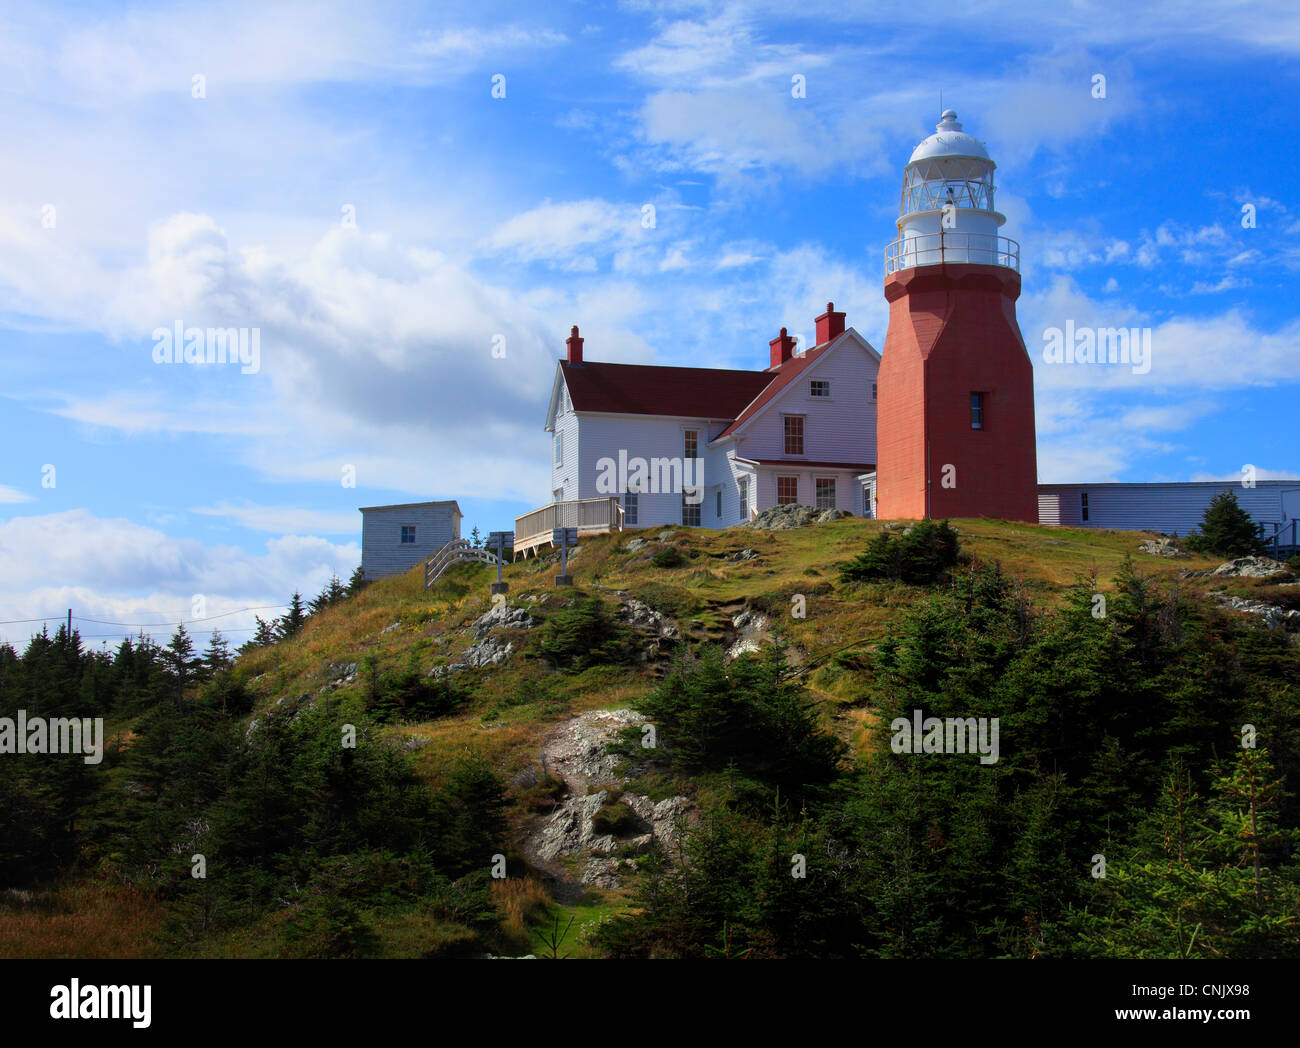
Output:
[{"xmin": 513, "ymin": 497, "xmax": 624, "ymax": 559}]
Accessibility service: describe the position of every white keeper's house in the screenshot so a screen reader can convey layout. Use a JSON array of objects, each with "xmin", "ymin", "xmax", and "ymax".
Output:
[{"xmin": 519, "ymin": 306, "xmax": 879, "ymax": 556}]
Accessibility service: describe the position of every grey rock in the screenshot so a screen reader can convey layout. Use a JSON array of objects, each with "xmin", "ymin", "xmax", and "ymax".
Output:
[
  {"xmin": 617, "ymin": 595, "xmax": 679, "ymax": 639},
  {"xmin": 730, "ymin": 547, "xmax": 759, "ymax": 562},
  {"xmin": 1213, "ymin": 593, "xmax": 1300, "ymax": 631},
  {"xmin": 470, "ymin": 601, "xmax": 539, "ymax": 638},
  {"xmin": 657, "ymin": 530, "xmax": 677, "ymax": 541},
  {"xmin": 1212, "ymin": 556, "xmax": 1291, "ymax": 579},
  {"xmin": 380, "ymin": 621, "xmax": 401, "ymax": 635},
  {"xmin": 727, "ymin": 606, "xmax": 769, "ymax": 660},
  {"xmin": 1138, "ymin": 538, "xmax": 1188, "ymax": 558},
  {"xmin": 625, "ymin": 537, "xmax": 650, "ymax": 553},
  {"xmin": 746, "ymin": 504, "xmax": 820, "ymax": 530}
]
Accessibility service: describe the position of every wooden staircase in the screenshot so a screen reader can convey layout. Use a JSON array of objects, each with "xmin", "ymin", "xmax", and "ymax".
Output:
[{"xmin": 425, "ymin": 539, "xmax": 506, "ymax": 590}]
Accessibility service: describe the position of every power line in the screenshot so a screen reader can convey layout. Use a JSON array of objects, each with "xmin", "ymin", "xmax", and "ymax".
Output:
[{"xmin": 0, "ymin": 605, "xmax": 289, "ymax": 628}]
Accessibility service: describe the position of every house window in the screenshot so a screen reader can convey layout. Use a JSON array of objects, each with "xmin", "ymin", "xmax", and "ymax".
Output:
[
  {"xmin": 623, "ymin": 491, "xmax": 638, "ymax": 526},
  {"xmin": 777, "ymin": 476, "xmax": 799, "ymax": 505},
  {"xmin": 716, "ymin": 489, "xmax": 722, "ymax": 518},
  {"xmin": 971, "ymin": 392, "xmax": 985, "ymax": 430},
  {"xmin": 737, "ymin": 475, "xmax": 749, "ymax": 517},
  {"xmin": 783, "ymin": 415, "xmax": 804, "ymax": 455},
  {"xmin": 684, "ymin": 429, "xmax": 699, "ymax": 459},
  {"xmin": 1080, "ymin": 493, "xmax": 1089, "ymax": 522},
  {"xmin": 400, "ymin": 525, "xmax": 416, "ymax": 544},
  {"xmin": 554, "ymin": 431, "xmax": 563, "ymax": 465},
  {"xmin": 815, "ymin": 478, "xmax": 836, "ymax": 510},
  {"xmin": 872, "ymin": 382, "xmax": 877, "ymax": 401},
  {"xmin": 810, "ymin": 380, "xmax": 830, "ymax": 398},
  {"xmin": 682, "ymin": 489, "xmax": 701, "ymax": 527}
]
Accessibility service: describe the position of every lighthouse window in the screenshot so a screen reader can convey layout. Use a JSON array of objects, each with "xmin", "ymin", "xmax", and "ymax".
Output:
[{"xmin": 970, "ymin": 392, "xmax": 985, "ymax": 430}]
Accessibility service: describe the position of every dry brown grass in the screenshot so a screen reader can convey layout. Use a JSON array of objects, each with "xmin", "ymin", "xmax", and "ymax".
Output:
[
  {"xmin": 492, "ymin": 876, "xmax": 552, "ymax": 948},
  {"xmin": 0, "ymin": 879, "xmax": 163, "ymax": 959}
]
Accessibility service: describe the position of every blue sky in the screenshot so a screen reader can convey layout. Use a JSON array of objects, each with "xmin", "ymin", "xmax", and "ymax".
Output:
[{"xmin": 1, "ymin": 0, "xmax": 1298, "ymax": 646}]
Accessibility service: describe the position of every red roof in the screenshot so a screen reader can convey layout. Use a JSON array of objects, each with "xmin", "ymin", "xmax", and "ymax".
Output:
[
  {"xmin": 560, "ymin": 360, "xmax": 774, "ymax": 420},
  {"xmin": 714, "ymin": 339, "xmax": 837, "ymax": 439}
]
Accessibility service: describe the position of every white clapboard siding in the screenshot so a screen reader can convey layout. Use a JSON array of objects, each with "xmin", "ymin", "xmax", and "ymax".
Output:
[
  {"xmin": 1037, "ymin": 482, "xmax": 1300, "ymax": 536},
  {"xmin": 360, "ymin": 501, "xmax": 462, "ymax": 580},
  {"xmin": 731, "ymin": 332, "xmax": 880, "ymax": 465}
]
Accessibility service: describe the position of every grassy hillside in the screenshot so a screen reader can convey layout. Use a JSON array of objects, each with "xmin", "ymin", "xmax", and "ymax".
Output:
[{"xmin": 4, "ymin": 516, "xmax": 1297, "ymax": 959}]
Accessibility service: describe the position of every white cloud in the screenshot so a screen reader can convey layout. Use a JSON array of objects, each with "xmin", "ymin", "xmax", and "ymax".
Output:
[
  {"xmin": 0, "ymin": 509, "xmax": 359, "ymax": 646},
  {"xmin": 0, "ymin": 485, "xmax": 35, "ymax": 504},
  {"xmin": 192, "ymin": 503, "xmax": 361, "ymax": 535}
]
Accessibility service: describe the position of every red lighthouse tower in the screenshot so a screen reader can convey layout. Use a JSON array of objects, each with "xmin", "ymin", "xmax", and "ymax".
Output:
[{"xmin": 876, "ymin": 111, "xmax": 1038, "ymax": 522}]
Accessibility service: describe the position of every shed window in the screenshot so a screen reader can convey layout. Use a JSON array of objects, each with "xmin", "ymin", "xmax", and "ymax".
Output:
[
  {"xmin": 400, "ymin": 525, "xmax": 416, "ymax": 544},
  {"xmin": 1080, "ymin": 493, "xmax": 1089, "ymax": 522}
]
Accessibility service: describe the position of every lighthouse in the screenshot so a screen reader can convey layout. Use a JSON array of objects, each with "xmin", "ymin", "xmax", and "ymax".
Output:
[{"xmin": 875, "ymin": 110, "xmax": 1039, "ymax": 523}]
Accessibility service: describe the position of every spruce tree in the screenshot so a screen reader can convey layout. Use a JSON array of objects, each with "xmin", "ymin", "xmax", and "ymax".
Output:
[
  {"xmin": 278, "ymin": 593, "xmax": 307, "ymax": 639},
  {"xmin": 202, "ymin": 630, "xmax": 232, "ymax": 677},
  {"xmin": 1187, "ymin": 490, "xmax": 1267, "ymax": 558}
]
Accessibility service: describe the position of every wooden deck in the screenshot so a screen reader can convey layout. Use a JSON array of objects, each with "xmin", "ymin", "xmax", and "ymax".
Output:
[{"xmin": 513, "ymin": 497, "xmax": 624, "ymax": 559}]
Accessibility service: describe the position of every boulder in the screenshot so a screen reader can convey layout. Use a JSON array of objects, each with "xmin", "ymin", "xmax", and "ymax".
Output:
[
  {"xmin": 1211, "ymin": 556, "xmax": 1291, "ymax": 579},
  {"xmin": 1137, "ymin": 538, "xmax": 1188, "ymax": 558}
]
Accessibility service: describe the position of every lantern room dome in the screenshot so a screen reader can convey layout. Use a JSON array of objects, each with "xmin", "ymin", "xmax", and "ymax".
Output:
[{"xmin": 908, "ymin": 110, "xmax": 992, "ymax": 164}]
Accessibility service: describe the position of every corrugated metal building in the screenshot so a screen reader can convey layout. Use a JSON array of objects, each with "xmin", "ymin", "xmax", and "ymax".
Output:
[
  {"xmin": 1038, "ymin": 482, "xmax": 1300, "ymax": 548},
  {"xmin": 360, "ymin": 500, "xmax": 462, "ymax": 580}
]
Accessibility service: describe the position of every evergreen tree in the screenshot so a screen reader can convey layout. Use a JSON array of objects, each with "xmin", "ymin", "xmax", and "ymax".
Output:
[
  {"xmin": 470, "ymin": 526, "xmax": 481, "ymax": 547},
  {"xmin": 278, "ymin": 593, "xmax": 307, "ymax": 640},
  {"xmin": 250, "ymin": 617, "xmax": 277, "ymax": 648},
  {"xmin": 309, "ymin": 574, "xmax": 347, "ymax": 615},
  {"xmin": 346, "ymin": 565, "xmax": 366, "ymax": 596},
  {"xmin": 1186, "ymin": 490, "xmax": 1267, "ymax": 558},
  {"xmin": 163, "ymin": 624, "xmax": 200, "ymax": 707},
  {"xmin": 202, "ymin": 630, "xmax": 233, "ymax": 678}
]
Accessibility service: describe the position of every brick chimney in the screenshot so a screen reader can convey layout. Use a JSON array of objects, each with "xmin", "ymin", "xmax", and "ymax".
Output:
[
  {"xmin": 769, "ymin": 327, "xmax": 796, "ymax": 368},
  {"xmin": 565, "ymin": 324, "xmax": 584, "ymax": 365},
  {"xmin": 815, "ymin": 302, "xmax": 845, "ymax": 345}
]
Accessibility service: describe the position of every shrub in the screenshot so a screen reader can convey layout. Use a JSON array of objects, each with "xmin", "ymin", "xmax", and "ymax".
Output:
[
  {"xmin": 651, "ymin": 547, "xmax": 685, "ymax": 569},
  {"xmin": 839, "ymin": 519, "xmax": 962, "ymax": 585},
  {"xmin": 536, "ymin": 595, "xmax": 634, "ymax": 670},
  {"xmin": 1286, "ymin": 555, "xmax": 1300, "ymax": 573}
]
